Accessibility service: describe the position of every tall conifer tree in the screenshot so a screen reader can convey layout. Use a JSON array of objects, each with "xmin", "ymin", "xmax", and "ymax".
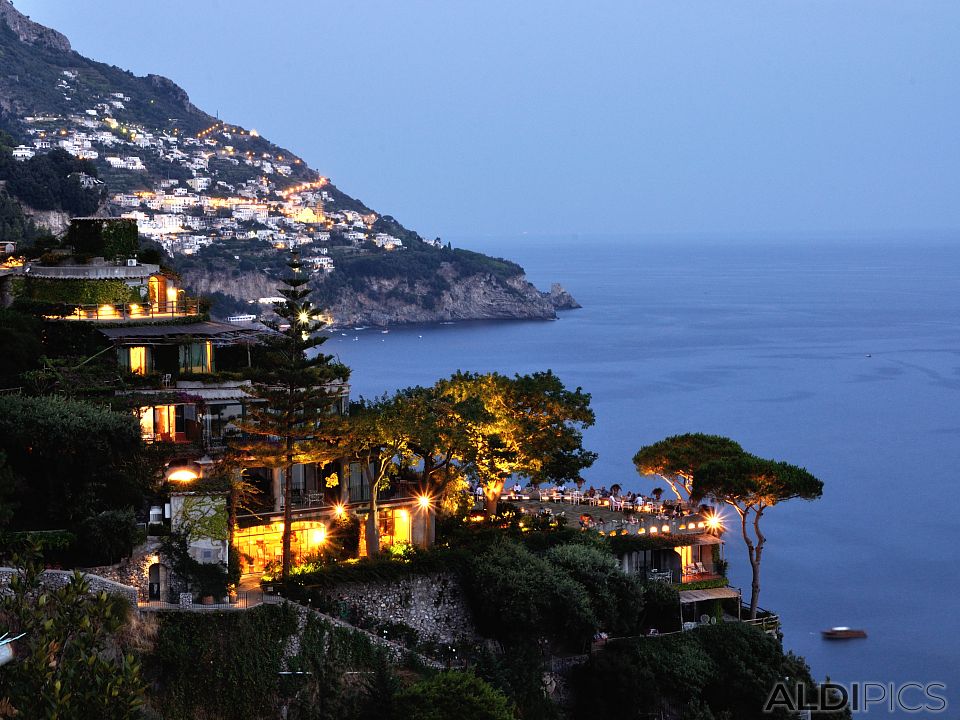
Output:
[{"xmin": 235, "ymin": 252, "xmax": 349, "ymax": 584}]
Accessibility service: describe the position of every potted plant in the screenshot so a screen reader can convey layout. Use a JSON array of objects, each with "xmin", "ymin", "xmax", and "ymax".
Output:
[{"xmin": 193, "ymin": 562, "xmax": 229, "ymax": 604}]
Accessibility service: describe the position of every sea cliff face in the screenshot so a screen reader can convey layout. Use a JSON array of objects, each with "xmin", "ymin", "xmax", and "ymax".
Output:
[
  {"xmin": 324, "ymin": 272, "xmax": 568, "ymax": 327},
  {"xmin": 179, "ymin": 266, "xmax": 578, "ymax": 327}
]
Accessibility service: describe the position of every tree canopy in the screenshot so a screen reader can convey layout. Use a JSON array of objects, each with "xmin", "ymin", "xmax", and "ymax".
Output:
[
  {"xmin": 636, "ymin": 433, "xmax": 823, "ymax": 618},
  {"xmin": 633, "ymin": 433, "xmax": 745, "ymax": 502},
  {"xmin": 0, "ymin": 394, "xmax": 149, "ymax": 531},
  {"xmin": 439, "ymin": 370, "xmax": 596, "ymax": 514}
]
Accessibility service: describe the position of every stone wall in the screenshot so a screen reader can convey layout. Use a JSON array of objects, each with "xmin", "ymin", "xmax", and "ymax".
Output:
[
  {"xmin": 80, "ymin": 540, "xmax": 167, "ymax": 602},
  {"xmin": 329, "ymin": 572, "xmax": 474, "ymax": 645},
  {"xmin": 0, "ymin": 567, "xmax": 138, "ymax": 606}
]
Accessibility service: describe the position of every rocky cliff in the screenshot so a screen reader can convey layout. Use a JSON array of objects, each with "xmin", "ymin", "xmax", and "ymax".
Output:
[
  {"xmin": 324, "ymin": 271, "xmax": 565, "ymax": 327},
  {"xmin": 0, "ymin": 2, "xmax": 70, "ymax": 52}
]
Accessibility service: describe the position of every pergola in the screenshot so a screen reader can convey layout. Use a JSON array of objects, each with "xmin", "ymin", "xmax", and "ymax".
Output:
[{"xmin": 678, "ymin": 586, "xmax": 742, "ymax": 626}]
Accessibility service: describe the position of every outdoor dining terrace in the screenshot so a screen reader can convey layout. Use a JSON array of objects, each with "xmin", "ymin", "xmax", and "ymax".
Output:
[{"xmin": 499, "ymin": 486, "xmax": 723, "ymax": 538}]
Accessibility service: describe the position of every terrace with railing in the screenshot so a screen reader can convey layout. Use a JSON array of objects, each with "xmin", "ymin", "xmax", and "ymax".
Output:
[{"xmin": 43, "ymin": 299, "xmax": 201, "ymax": 322}]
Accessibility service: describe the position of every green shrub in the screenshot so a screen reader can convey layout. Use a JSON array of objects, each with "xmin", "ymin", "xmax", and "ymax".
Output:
[
  {"xmin": 144, "ymin": 604, "xmax": 299, "ymax": 719},
  {"xmin": 75, "ymin": 508, "xmax": 138, "ymax": 566},
  {"xmin": 569, "ymin": 623, "xmax": 842, "ymax": 720},
  {"xmin": 465, "ymin": 538, "xmax": 596, "ymax": 648},
  {"xmin": 395, "ymin": 672, "xmax": 514, "ymax": 720},
  {"xmin": 545, "ymin": 543, "xmax": 645, "ymax": 636}
]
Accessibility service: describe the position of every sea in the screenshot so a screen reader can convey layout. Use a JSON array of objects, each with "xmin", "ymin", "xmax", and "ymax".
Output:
[{"xmin": 325, "ymin": 234, "xmax": 960, "ymax": 715}]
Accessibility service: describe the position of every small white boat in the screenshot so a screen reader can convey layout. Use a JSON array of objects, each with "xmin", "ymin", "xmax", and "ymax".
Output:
[{"xmin": 381, "ymin": 329, "xmax": 389, "ymax": 334}]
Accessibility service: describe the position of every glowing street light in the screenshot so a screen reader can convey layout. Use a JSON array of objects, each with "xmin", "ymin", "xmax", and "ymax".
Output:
[
  {"xmin": 167, "ymin": 468, "xmax": 198, "ymax": 483},
  {"xmin": 333, "ymin": 504, "xmax": 346, "ymax": 519},
  {"xmin": 417, "ymin": 495, "xmax": 431, "ymax": 510}
]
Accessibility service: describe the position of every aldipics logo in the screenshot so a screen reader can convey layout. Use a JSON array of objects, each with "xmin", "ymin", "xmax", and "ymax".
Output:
[{"xmin": 764, "ymin": 682, "xmax": 948, "ymax": 715}]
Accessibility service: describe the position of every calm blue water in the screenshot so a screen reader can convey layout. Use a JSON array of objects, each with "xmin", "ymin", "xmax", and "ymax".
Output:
[{"xmin": 327, "ymin": 235, "xmax": 960, "ymax": 714}]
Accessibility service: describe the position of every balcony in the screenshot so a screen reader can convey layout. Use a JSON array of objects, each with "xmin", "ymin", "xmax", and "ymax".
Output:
[{"xmin": 44, "ymin": 299, "xmax": 201, "ymax": 322}]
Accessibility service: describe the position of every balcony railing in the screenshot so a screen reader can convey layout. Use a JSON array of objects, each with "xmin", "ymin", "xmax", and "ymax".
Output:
[{"xmin": 44, "ymin": 300, "xmax": 201, "ymax": 322}]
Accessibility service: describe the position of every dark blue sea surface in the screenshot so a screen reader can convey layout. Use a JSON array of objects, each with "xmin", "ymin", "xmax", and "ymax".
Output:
[{"xmin": 327, "ymin": 235, "xmax": 960, "ymax": 713}]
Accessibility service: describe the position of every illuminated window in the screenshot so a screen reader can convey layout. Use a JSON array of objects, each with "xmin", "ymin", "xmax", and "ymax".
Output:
[
  {"xmin": 139, "ymin": 405, "xmax": 184, "ymax": 442},
  {"xmin": 394, "ymin": 509, "xmax": 411, "ymax": 544},
  {"xmin": 129, "ymin": 346, "xmax": 147, "ymax": 375},
  {"xmin": 179, "ymin": 341, "xmax": 213, "ymax": 373}
]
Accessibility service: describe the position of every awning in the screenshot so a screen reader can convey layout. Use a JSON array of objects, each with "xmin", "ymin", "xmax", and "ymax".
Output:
[
  {"xmin": 679, "ymin": 587, "xmax": 741, "ymax": 604},
  {"xmin": 99, "ymin": 320, "xmax": 265, "ymax": 345}
]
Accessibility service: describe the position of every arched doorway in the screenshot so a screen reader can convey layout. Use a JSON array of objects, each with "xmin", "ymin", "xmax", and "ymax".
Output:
[{"xmin": 148, "ymin": 562, "xmax": 170, "ymax": 601}]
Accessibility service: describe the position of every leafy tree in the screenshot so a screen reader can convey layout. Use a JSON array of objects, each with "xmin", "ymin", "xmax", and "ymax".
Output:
[
  {"xmin": 694, "ymin": 453, "xmax": 823, "ymax": 619},
  {"xmin": 633, "ymin": 433, "xmax": 745, "ymax": 503},
  {"xmin": 466, "ymin": 538, "xmax": 596, "ymax": 648},
  {"xmin": 395, "ymin": 672, "xmax": 514, "ymax": 720},
  {"xmin": 0, "ymin": 308, "xmax": 43, "ymax": 387},
  {"xmin": 391, "ymin": 385, "xmax": 465, "ymax": 498},
  {"xmin": 545, "ymin": 543, "xmax": 645, "ymax": 637},
  {"xmin": 347, "ymin": 395, "xmax": 412, "ymax": 557},
  {"xmin": 440, "ymin": 370, "xmax": 596, "ymax": 515},
  {"xmin": 76, "ymin": 509, "xmax": 138, "ymax": 566},
  {"xmin": 0, "ymin": 551, "xmax": 146, "ymax": 719},
  {"xmin": 235, "ymin": 252, "xmax": 349, "ymax": 584},
  {"xmin": 0, "ymin": 395, "xmax": 150, "ymax": 531}
]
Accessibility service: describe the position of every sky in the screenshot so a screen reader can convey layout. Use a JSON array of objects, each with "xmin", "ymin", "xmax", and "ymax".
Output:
[{"xmin": 14, "ymin": 0, "xmax": 960, "ymax": 240}]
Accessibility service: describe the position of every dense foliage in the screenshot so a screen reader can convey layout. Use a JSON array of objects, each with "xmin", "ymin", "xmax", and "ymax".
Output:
[
  {"xmin": 0, "ymin": 146, "xmax": 103, "ymax": 214},
  {"xmin": 0, "ymin": 308, "xmax": 43, "ymax": 386},
  {"xmin": 0, "ymin": 394, "xmax": 149, "ymax": 532},
  {"xmin": 66, "ymin": 217, "xmax": 139, "ymax": 259},
  {"xmin": 19, "ymin": 276, "xmax": 141, "ymax": 304},
  {"xmin": 394, "ymin": 672, "xmax": 515, "ymax": 720},
  {"xmin": 570, "ymin": 623, "xmax": 849, "ymax": 720},
  {"xmin": 0, "ymin": 187, "xmax": 38, "ymax": 242},
  {"xmin": 144, "ymin": 604, "xmax": 299, "ymax": 719},
  {"xmin": 0, "ymin": 553, "xmax": 147, "ymax": 720}
]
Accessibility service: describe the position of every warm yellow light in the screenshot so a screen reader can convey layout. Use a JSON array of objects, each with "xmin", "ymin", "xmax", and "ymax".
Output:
[
  {"xmin": 661, "ymin": 524, "xmax": 670, "ymax": 533},
  {"xmin": 166, "ymin": 286, "xmax": 178, "ymax": 301},
  {"xmin": 417, "ymin": 495, "xmax": 431, "ymax": 509},
  {"xmin": 310, "ymin": 528, "xmax": 326, "ymax": 545},
  {"xmin": 649, "ymin": 527, "xmax": 658, "ymax": 534},
  {"xmin": 637, "ymin": 527, "xmax": 646, "ymax": 534},
  {"xmin": 129, "ymin": 303, "xmax": 141, "ymax": 316},
  {"xmin": 705, "ymin": 514, "xmax": 723, "ymax": 531},
  {"xmin": 99, "ymin": 304, "xmax": 117, "ymax": 318},
  {"xmin": 333, "ymin": 504, "xmax": 345, "ymax": 519},
  {"xmin": 168, "ymin": 469, "xmax": 198, "ymax": 482}
]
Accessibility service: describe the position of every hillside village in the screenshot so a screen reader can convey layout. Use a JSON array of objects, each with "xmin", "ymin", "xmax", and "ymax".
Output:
[{"xmin": 11, "ymin": 80, "xmax": 425, "ymax": 273}]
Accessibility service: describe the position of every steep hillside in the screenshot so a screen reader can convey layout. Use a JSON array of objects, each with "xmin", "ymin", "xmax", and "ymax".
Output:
[{"xmin": 0, "ymin": 1, "xmax": 578, "ymax": 325}]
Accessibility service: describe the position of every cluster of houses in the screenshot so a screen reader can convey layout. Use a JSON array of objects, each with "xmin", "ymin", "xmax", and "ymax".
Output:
[
  {"xmin": 4, "ymin": 219, "xmax": 430, "ymax": 603},
  {"xmin": 11, "ymin": 71, "xmax": 418, "ymax": 271}
]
